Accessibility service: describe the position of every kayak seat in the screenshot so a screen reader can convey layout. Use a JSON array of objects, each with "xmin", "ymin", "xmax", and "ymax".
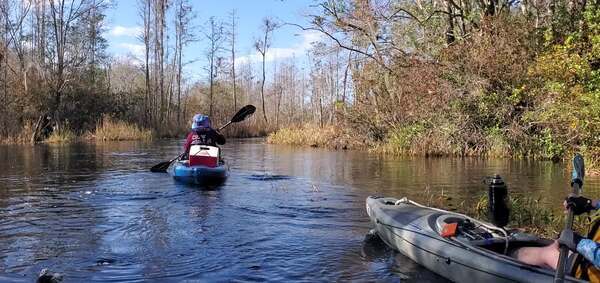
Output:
[{"xmin": 435, "ymin": 215, "xmax": 469, "ymax": 234}]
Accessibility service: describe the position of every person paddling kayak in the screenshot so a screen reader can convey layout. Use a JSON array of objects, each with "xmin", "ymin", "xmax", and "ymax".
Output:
[
  {"xmin": 150, "ymin": 105, "xmax": 255, "ymax": 174},
  {"xmin": 183, "ymin": 114, "xmax": 225, "ymax": 159},
  {"xmin": 514, "ymin": 195, "xmax": 600, "ymax": 277}
]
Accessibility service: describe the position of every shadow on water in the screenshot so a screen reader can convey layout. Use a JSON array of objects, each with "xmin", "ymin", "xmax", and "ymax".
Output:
[
  {"xmin": 172, "ymin": 180, "xmax": 226, "ymax": 191},
  {"xmin": 360, "ymin": 231, "xmax": 448, "ymax": 282},
  {"xmin": 0, "ymin": 138, "xmax": 599, "ymax": 282},
  {"xmin": 245, "ymin": 173, "xmax": 292, "ymax": 181}
]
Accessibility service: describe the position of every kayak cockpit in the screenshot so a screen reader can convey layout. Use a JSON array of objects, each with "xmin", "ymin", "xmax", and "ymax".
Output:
[{"xmin": 430, "ymin": 205, "xmax": 554, "ymax": 258}]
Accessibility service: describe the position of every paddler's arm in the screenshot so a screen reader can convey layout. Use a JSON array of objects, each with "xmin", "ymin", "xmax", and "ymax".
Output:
[
  {"xmin": 183, "ymin": 132, "xmax": 193, "ymax": 155},
  {"xmin": 559, "ymin": 229, "xmax": 600, "ymax": 268},
  {"xmin": 560, "ymin": 197, "xmax": 600, "ymax": 267},
  {"xmin": 213, "ymin": 129, "xmax": 225, "ymax": 145},
  {"xmin": 576, "ymin": 239, "xmax": 600, "ymax": 268}
]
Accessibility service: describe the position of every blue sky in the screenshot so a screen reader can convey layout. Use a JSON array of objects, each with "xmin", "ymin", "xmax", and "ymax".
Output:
[{"xmin": 105, "ymin": 0, "xmax": 321, "ymax": 81}]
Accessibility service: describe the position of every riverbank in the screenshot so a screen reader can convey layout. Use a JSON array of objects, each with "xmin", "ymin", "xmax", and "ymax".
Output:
[
  {"xmin": 0, "ymin": 118, "xmax": 155, "ymax": 145},
  {"xmin": 0, "ymin": 116, "xmax": 271, "ymax": 145},
  {"xmin": 267, "ymin": 125, "xmax": 600, "ymax": 174}
]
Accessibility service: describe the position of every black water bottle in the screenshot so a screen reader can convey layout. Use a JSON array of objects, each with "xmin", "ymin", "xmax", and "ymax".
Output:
[{"xmin": 488, "ymin": 174, "xmax": 509, "ymax": 227}]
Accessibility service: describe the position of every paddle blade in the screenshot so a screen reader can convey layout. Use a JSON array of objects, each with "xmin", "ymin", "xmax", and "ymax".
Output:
[
  {"xmin": 572, "ymin": 153, "xmax": 585, "ymax": 187},
  {"xmin": 231, "ymin": 105, "xmax": 256, "ymax": 123},
  {"xmin": 150, "ymin": 161, "xmax": 171, "ymax": 173}
]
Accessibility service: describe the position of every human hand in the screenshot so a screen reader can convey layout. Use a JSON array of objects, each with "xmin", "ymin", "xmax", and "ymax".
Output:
[
  {"xmin": 558, "ymin": 229, "xmax": 583, "ymax": 252},
  {"xmin": 565, "ymin": 195, "xmax": 595, "ymax": 215}
]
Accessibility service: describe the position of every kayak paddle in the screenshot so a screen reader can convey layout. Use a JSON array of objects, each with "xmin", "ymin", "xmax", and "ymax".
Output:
[
  {"xmin": 217, "ymin": 104, "xmax": 256, "ymax": 131},
  {"xmin": 150, "ymin": 152, "xmax": 185, "ymax": 173},
  {"xmin": 149, "ymin": 105, "xmax": 256, "ymax": 173},
  {"xmin": 554, "ymin": 153, "xmax": 585, "ymax": 282}
]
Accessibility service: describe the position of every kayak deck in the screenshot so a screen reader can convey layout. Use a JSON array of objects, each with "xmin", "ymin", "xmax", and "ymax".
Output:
[{"xmin": 366, "ymin": 196, "xmax": 586, "ymax": 283}]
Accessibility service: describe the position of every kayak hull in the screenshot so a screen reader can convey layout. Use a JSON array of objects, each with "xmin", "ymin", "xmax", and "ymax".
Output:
[
  {"xmin": 366, "ymin": 196, "xmax": 586, "ymax": 283},
  {"xmin": 168, "ymin": 161, "xmax": 229, "ymax": 185}
]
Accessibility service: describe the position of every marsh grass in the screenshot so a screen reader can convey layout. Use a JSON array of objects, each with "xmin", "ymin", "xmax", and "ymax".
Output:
[
  {"xmin": 0, "ymin": 123, "xmax": 35, "ymax": 145},
  {"xmin": 374, "ymin": 122, "xmax": 513, "ymax": 158},
  {"xmin": 46, "ymin": 128, "xmax": 77, "ymax": 144},
  {"xmin": 93, "ymin": 117, "xmax": 153, "ymax": 141},
  {"xmin": 267, "ymin": 124, "xmax": 363, "ymax": 149}
]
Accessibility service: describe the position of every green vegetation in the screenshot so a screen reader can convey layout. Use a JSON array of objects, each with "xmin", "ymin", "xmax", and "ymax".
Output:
[
  {"xmin": 268, "ymin": 1, "xmax": 600, "ymax": 172},
  {"xmin": 473, "ymin": 195, "xmax": 591, "ymax": 238},
  {"xmin": 2, "ymin": 0, "xmax": 598, "ymax": 168}
]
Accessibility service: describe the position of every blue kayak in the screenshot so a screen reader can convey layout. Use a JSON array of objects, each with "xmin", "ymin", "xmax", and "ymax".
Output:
[{"xmin": 168, "ymin": 160, "xmax": 229, "ymax": 185}]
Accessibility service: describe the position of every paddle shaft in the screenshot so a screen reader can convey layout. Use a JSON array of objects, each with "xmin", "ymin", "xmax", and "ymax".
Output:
[
  {"xmin": 555, "ymin": 183, "xmax": 581, "ymax": 282},
  {"xmin": 218, "ymin": 121, "xmax": 232, "ymax": 131}
]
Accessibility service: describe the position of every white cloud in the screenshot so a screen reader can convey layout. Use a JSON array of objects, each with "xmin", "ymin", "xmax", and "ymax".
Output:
[
  {"xmin": 109, "ymin": 25, "xmax": 142, "ymax": 37},
  {"xmin": 118, "ymin": 43, "xmax": 145, "ymax": 58},
  {"xmin": 236, "ymin": 30, "xmax": 324, "ymax": 65}
]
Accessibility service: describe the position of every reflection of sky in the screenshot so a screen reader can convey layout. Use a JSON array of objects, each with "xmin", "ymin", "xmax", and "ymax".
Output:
[{"xmin": 1, "ymin": 140, "xmax": 599, "ymax": 281}]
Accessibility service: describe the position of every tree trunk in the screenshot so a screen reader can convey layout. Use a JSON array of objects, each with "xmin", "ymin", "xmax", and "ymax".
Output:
[
  {"xmin": 143, "ymin": 0, "xmax": 151, "ymax": 126},
  {"xmin": 446, "ymin": 0, "xmax": 456, "ymax": 44},
  {"xmin": 158, "ymin": 0, "xmax": 165, "ymax": 126},
  {"xmin": 228, "ymin": 9, "xmax": 238, "ymax": 112}
]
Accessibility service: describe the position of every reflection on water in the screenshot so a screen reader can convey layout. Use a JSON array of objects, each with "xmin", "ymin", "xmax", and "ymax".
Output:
[{"xmin": 0, "ymin": 139, "xmax": 598, "ymax": 282}]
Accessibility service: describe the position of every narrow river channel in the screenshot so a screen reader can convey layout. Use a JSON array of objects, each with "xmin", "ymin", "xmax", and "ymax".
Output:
[{"xmin": 1, "ymin": 139, "xmax": 598, "ymax": 282}]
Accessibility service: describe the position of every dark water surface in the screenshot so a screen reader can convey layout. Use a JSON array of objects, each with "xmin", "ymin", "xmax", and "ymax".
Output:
[{"xmin": 1, "ymin": 139, "xmax": 599, "ymax": 282}]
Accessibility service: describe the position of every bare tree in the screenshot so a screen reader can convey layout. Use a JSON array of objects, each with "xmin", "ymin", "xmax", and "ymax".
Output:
[
  {"xmin": 226, "ymin": 9, "xmax": 238, "ymax": 111},
  {"xmin": 48, "ymin": 0, "xmax": 104, "ymax": 131},
  {"xmin": 0, "ymin": 0, "xmax": 8, "ymax": 134},
  {"xmin": 204, "ymin": 17, "xmax": 224, "ymax": 117},
  {"xmin": 0, "ymin": 0, "xmax": 32, "ymax": 93},
  {"xmin": 138, "ymin": 0, "xmax": 152, "ymax": 125},
  {"xmin": 174, "ymin": 0, "xmax": 194, "ymax": 124},
  {"xmin": 254, "ymin": 17, "xmax": 277, "ymax": 124},
  {"xmin": 154, "ymin": 0, "xmax": 167, "ymax": 125}
]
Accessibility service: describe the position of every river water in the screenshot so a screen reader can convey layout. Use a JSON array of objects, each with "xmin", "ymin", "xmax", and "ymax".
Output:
[{"xmin": 1, "ymin": 139, "xmax": 598, "ymax": 282}]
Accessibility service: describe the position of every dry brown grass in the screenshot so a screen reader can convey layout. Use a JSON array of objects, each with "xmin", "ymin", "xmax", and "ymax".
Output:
[
  {"xmin": 92, "ymin": 117, "xmax": 153, "ymax": 141},
  {"xmin": 46, "ymin": 129, "xmax": 77, "ymax": 143},
  {"xmin": 0, "ymin": 123, "xmax": 35, "ymax": 145},
  {"xmin": 267, "ymin": 124, "xmax": 364, "ymax": 149}
]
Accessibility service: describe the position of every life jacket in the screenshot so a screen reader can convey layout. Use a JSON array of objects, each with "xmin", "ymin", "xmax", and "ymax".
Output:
[
  {"xmin": 571, "ymin": 216, "xmax": 600, "ymax": 282},
  {"xmin": 190, "ymin": 129, "xmax": 217, "ymax": 146}
]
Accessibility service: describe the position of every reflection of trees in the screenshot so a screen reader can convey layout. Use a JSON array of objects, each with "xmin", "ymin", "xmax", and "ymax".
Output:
[
  {"xmin": 234, "ymin": 143, "xmax": 593, "ymax": 210},
  {"xmin": 0, "ymin": 143, "xmax": 106, "ymax": 278},
  {"xmin": 0, "ymin": 141, "xmax": 151, "ymax": 279},
  {"xmin": 136, "ymin": 188, "xmax": 221, "ymax": 280}
]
